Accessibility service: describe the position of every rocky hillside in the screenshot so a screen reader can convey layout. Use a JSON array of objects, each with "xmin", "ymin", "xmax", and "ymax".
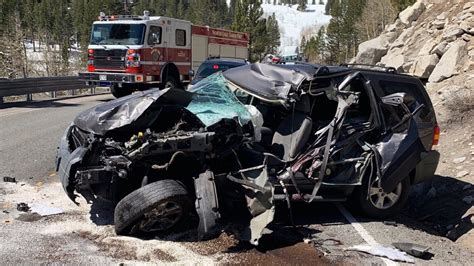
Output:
[
  {"xmin": 355, "ymin": 0, "xmax": 473, "ymax": 82},
  {"xmin": 354, "ymin": 0, "xmax": 473, "ymax": 146},
  {"xmin": 355, "ymin": 0, "xmax": 474, "ymax": 251}
]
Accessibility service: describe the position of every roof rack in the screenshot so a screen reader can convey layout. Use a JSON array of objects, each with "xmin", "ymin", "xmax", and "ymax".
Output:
[{"xmin": 340, "ymin": 63, "xmax": 397, "ymax": 74}]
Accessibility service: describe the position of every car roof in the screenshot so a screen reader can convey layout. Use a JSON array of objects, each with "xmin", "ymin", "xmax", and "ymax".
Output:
[
  {"xmin": 282, "ymin": 62, "xmax": 419, "ymax": 80},
  {"xmin": 223, "ymin": 62, "xmax": 423, "ymax": 103}
]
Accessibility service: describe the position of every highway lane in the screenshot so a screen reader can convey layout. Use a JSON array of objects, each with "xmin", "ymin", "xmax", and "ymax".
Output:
[
  {"xmin": 0, "ymin": 95, "xmax": 473, "ymax": 264},
  {"xmin": 0, "ymin": 94, "xmax": 114, "ymax": 184}
]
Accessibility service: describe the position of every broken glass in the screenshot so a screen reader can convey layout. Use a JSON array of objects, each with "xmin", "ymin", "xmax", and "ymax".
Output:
[{"xmin": 186, "ymin": 73, "xmax": 252, "ymax": 127}]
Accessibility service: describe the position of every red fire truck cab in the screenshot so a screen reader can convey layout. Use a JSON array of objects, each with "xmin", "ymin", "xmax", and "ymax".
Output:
[{"xmin": 79, "ymin": 11, "xmax": 249, "ymax": 98}]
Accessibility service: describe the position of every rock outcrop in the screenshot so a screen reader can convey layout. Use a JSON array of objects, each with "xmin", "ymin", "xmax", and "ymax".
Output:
[
  {"xmin": 353, "ymin": 0, "xmax": 473, "ymax": 85},
  {"xmin": 354, "ymin": 32, "xmax": 397, "ymax": 65},
  {"xmin": 429, "ymin": 41, "xmax": 464, "ymax": 82},
  {"xmin": 399, "ymin": 0, "xmax": 426, "ymax": 25}
]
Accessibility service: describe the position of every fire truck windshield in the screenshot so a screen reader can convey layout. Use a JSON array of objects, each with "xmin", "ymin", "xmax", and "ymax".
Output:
[{"xmin": 90, "ymin": 24, "xmax": 146, "ymax": 45}]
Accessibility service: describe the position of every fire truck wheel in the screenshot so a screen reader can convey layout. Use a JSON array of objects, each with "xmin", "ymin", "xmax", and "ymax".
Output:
[{"xmin": 111, "ymin": 84, "xmax": 134, "ymax": 98}]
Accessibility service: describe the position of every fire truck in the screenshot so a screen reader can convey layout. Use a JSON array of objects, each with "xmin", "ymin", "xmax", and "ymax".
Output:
[{"xmin": 79, "ymin": 11, "xmax": 249, "ymax": 98}]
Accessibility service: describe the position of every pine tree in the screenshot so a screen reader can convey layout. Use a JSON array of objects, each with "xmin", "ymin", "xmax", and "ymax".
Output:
[
  {"xmin": 165, "ymin": 0, "xmax": 177, "ymax": 17},
  {"xmin": 300, "ymin": 35, "xmax": 307, "ymax": 54},
  {"xmin": 390, "ymin": 0, "xmax": 416, "ymax": 12},
  {"xmin": 176, "ymin": 0, "xmax": 186, "ymax": 19},
  {"xmin": 232, "ymin": 0, "xmax": 268, "ymax": 61},
  {"xmin": 323, "ymin": 0, "xmax": 365, "ymax": 63},
  {"xmin": 297, "ymin": 0, "xmax": 307, "ymax": 11},
  {"xmin": 325, "ymin": 0, "xmax": 332, "ymax": 15},
  {"xmin": 266, "ymin": 13, "xmax": 281, "ymax": 54}
]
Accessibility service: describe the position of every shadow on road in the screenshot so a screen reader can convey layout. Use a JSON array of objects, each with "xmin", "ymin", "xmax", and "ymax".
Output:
[
  {"xmin": 0, "ymin": 99, "xmax": 81, "ymax": 109},
  {"xmin": 86, "ymin": 174, "xmax": 472, "ymax": 252},
  {"xmin": 401, "ymin": 175, "xmax": 473, "ymax": 241},
  {"xmin": 89, "ymin": 199, "xmax": 115, "ymax": 226}
]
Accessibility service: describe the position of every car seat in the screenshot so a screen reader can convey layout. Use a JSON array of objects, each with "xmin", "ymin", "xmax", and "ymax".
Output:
[{"xmin": 271, "ymin": 95, "xmax": 312, "ymax": 161}]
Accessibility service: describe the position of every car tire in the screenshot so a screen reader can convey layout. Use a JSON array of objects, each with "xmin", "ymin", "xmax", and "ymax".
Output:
[
  {"xmin": 110, "ymin": 84, "xmax": 134, "ymax": 98},
  {"xmin": 114, "ymin": 180, "xmax": 192, "ymax": 235},
  {"xmin": 354, "ymin": 175, "xmax": 411, "ymax": 219}
]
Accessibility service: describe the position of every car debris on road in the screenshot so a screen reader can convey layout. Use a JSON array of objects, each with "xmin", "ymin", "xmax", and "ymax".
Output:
[
  {"xmin": 393, "ymin": 242, "xmax": 433, "ymax": 260},
  {"xmin": 3, "ymin": 176, "xmax": 17, "ymax": 183},
  {"xmin": 56, "ymin": 62, "xmax": 440, "ymax": 245},
  {"xmin": 16, "ymin": 203, "xmax": 30, "ymax": 212},
  {"xmin": 29, "ymin": 204, "xmax": 64, "ymax": 216},
  {"xmin": 346, "ymin": 244, "xmax": 415, "ymax": 263}
]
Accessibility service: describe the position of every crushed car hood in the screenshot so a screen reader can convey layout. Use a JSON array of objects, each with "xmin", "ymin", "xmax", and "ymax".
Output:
[
  {"xmin": 74, "ymin": 73, "xmax": 253, "ymax": 135},
  {"xmin": 222, "ymin": 63, "xmax": 320, "ymax": 102},
  {"xmin": 73, "ymin": 88, "xmax": 194, "ymax": 135}
]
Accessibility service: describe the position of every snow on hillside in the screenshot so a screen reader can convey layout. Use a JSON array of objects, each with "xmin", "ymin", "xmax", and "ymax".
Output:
[{"xmin": 261, "ymin": 1, "xmax": 331, "ymax": 51}]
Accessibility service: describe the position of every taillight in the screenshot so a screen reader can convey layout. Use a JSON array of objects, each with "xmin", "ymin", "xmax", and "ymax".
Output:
[
  {"xmin": 87, "ymin": 49, "xmax": 95, "ymax": 71},
  {"xmin": 126, "ymin": 49, "xmax": 141, "ymax": 71},
  {"xmin": 432, "ymin": 124, "xmax": 440, "ymax": 146}
]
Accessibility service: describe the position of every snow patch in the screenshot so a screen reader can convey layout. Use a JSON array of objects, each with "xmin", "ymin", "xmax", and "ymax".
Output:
[{"xmin": 261, "ymin": 1, "xmax": 331, "ymax": 50}]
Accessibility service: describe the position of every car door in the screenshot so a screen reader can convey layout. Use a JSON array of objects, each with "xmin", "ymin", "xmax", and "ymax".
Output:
[{"xmin": 368, "ymin": 73, "xmax": 432, "ymax": 192}]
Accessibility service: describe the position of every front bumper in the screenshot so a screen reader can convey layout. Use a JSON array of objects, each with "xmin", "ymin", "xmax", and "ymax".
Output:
[
  {"xmin": 56, "ymin": 124, "xmax": 88, "ymax": 202},
  {"xmin": 79, "ymin": 72, "xmax": 141, "ymax": 85},
  {"xmin": 413, "ymin": 150, "xmax": 440, "ymax": 184}
]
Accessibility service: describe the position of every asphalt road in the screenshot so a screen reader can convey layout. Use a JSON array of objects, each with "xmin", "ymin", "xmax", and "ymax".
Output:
[{"xmin": 0, "ymin": 94, "xmax": 473, "ymax": 265}]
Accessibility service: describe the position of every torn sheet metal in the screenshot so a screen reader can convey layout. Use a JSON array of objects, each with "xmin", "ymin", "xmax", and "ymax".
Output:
[
  {"xmin": 195, "ymin": 171, "xmax": 220, "ymax": 240},
  {"xmin": 346, "ymin": 244, "xmax": 415, "ymax": 263},
  {"xmin": 230, "ymin": 166, "xmax": 275, "ymax": 245},
  {"xmin": 223, "ymin": 63, "xmax": 308, "ymax": 102},
  {"xmin": 376, "ymin": 114, "xmax": 425, "ymax": 191}
]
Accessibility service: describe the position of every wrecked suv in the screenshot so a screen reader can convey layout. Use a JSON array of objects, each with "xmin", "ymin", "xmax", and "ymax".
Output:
[{"xmin": 56, "ymin": 63, "xmax": 440, "ymax": 245}]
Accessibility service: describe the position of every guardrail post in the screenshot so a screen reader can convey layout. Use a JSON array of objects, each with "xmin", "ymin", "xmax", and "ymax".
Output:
[{"xmin": 26, "ymin": 94, "xmax": 32, "ymax": 102}]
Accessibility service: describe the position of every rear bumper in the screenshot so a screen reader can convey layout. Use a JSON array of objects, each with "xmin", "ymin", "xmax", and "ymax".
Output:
[
  {"xmin": 413, "ymin": 150, "xmax": 440, "ymax": 184},
  {"xmin": 79, "ymin": 72, "xmax": 141, "ymax": 85}
]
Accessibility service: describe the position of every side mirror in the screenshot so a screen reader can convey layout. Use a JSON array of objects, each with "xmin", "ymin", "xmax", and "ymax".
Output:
[
  {"xmin": 188, "ymin": 69, "xmax": 195, "ymax": 77},
  {"xmin": 381, "ymin": 92, "xmax": 407, "ymax": 106}
]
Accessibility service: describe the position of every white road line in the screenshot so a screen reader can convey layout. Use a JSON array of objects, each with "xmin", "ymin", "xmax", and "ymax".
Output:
[{"xmin": 335, "ymin": 203, "xmax": 398, "ymax": 266}]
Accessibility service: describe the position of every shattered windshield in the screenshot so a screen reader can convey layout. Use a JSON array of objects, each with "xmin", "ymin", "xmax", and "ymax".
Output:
[
  {"xmin": 186, "ymin": 73, "xmax": 252, "ymax": 127},
  {"xmin": 90, "ymin": 24, "xmax": 145, "ymax": 45}
]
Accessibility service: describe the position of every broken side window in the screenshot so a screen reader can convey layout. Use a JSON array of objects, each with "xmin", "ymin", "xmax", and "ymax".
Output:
[{"xmin": 379, "ymin": 81, "xmax": 426, "ymax": 131}]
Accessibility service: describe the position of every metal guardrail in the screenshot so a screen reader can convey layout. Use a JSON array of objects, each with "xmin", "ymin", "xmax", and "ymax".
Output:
[{"xmin": 0, "ymin": 76, "xmax": 94, "ymax": 104}]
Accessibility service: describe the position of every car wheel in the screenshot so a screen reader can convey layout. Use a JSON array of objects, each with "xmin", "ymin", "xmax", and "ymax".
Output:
[
  {"xmin": 354, "ymin": 175, "xmax": 410, "ymax": 218},
  {"xmin": 110, "ymin": 84, "xmax": 133, "ymax": 98},
  {"xmin": 114, "ymin": 180, "xmax": 192, "ymax": 235}
]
